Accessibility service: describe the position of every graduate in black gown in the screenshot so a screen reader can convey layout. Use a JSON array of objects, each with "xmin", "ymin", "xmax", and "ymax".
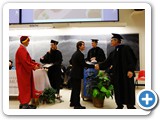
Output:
[
  {"xmin": 86, "ymin": 39, "xmax": 106, "ymax": 63},
  {"xmin": 40, "ymin": 40, "xmax": 63, "ymax": 98},
  {"xmin": 95, "ymin": 33, "xmax": 137, "ymax": 109}
]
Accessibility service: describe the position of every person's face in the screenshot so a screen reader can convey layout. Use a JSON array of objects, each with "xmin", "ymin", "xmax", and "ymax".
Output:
[
  {"xmin": 92, "ymin": 42, "xmax": 97, "ymax": 48},
  {"xmin": 111, "ymin": 38, "xmax": 119, "ymax": 47},
  {"xmin": 79, "ymin": 42, "xmax": 85, "ymax": 51},
  {"xmin": 23, "ymin": 40, "xmax": 30, "ymax": 47},
  {"xmin": 51, "ymin": 43, "xmax": 57, "ymax": 50},
  {"xmin": 9, "ymin": 62, "xmax": 12, "ymax": 67}
]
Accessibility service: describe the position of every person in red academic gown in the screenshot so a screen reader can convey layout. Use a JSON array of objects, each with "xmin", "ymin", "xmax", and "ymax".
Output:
[{"xmin": 15, "ymin": 36, "xmax": 40, "ymax": 109}]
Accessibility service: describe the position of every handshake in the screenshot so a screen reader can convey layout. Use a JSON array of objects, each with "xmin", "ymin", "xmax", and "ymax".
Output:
[
  {"xmin": 34, "ymin": 65, "xmax": 41, "ymax": 70},
  {"xmin": 94, "ymin": 64, "xmax": 100, "ymax": 70},
  {"xmin": 94, "ymin": 64, "xmax": 133, "ymax": 78}
]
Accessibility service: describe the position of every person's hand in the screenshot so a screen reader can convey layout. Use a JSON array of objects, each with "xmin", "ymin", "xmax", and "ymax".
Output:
[
  {"xmin": 127, "ymin": 71, "xmax": 133, "ymax": 78},
  {"xmin": 109, "ymin": 65, "xmax": 113, "ymax": 70},
  {"xmin": 37, "ymin": 64, "xmax": 42, "ymax": 69},
  {"xmin": 95, "ymin": 64, "xmax": 100, "ymax": 70},
  {"xmin": 90, "ymin": 57, "xmax": 96, "ymax": 61},
  {"xmin": 40, "ymin": 57, "xmax": 44, "ymax": 60},
  {"xmin": 34, "ymin": 65, "xmax": 40, "ymax": 70}
]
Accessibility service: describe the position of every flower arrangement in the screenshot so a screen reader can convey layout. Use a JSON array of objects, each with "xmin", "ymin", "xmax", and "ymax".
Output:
[{"xmin": 39, "ymin": 87, "xmax": 56, "ymax": 104}]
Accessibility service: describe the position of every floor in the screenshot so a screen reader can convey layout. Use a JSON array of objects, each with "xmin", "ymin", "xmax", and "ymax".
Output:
[{"xmin": 9, "ymin": 87, "xmax": 144, "ymax": 109}]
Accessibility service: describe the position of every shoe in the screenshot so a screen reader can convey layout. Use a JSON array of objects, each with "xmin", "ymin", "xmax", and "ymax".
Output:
[
  {"xmin": 116, "ymin": 105, "xmax": 124, "ymax": 109},
  {"xmin": 19, "ymin": 104, "xmax": 37, "ymax": 109},
  {"xmin": 74, "ymin": 105, "xmax": 86, "ymax": 109},
  {"xmin": 19, "ymin": 104, "xmax": 22, "ymax": 109},
  {"xmin": 70, "ymin": 103, "xmax": 74, "ymax": 107},
  {"xmin": 127, "ymin": 105, "xmax": 136, "ymax": 109},
  {"xmin": 29, "ymin": 104, "xmax": 37, "ymax": 109},
  {"xmin": 19, "ymin": 104, "xmax": 28, "ymax": 109}
]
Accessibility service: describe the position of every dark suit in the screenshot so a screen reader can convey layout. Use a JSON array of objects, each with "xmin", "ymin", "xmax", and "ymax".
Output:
[{"xmin": 69, "ymin": 50, "xmax": 94, "ymax": 106}]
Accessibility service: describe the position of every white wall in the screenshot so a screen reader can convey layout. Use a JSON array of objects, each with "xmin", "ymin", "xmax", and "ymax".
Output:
[{"xmin": 9, "ymin": 9, "xmax": 145, "ymax": 69}]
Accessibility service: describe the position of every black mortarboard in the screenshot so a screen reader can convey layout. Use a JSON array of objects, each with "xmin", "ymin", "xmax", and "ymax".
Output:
[
  {"xmin": 91, "ymin": 39, "xmax": 99, "ymax": 43},
  {"xmin": 50, "ymin": 40, "xmax": 58, "ymax": 45},
  {"xmin": 111, "ymin": 33, "xmax": 123, "ymax": 41}
]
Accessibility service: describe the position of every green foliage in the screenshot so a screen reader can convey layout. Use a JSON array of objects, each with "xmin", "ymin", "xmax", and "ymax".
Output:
[
  {"xmin": 87, "ymin": 70, "xmax": 114, "ymax": 100},
  {"xmin": 39, "ymin": 87, "xmax": 56, "ymax": 104}
]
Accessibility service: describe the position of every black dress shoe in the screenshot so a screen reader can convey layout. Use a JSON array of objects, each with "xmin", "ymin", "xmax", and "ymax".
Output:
[
  {"xmin": 70, "ymin": 103, "xmax": 74, "ymax": 107},
  {"xmin": 19, "ymin": 104, "xmax": 22, "ymax": 109},
  {"xmin": 29, "ymin": 104, "xmax": 37, "ymax": 109},
  {"xmin": 19, "ymin": 104, "xmax": 28, "ymax": 109},
  {"xmin": 74, "ymin": 106, "xmax": 86, "ymax": 109},
  {"xmin": 127, "ymin": 106, "xmax": 136, "ymax": 109},
  {"xmin": 19, "ymin": 104, "xmax": 37, "ymax": 109},
  {"xmin": 116, "ymin": 106, "xmax": 124, "ymax": 109}
]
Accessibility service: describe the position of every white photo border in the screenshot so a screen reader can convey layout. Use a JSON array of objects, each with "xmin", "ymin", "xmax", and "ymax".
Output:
[{"xmin": 3, "ymin": 3, "xmax": 151, "ymax": 115}]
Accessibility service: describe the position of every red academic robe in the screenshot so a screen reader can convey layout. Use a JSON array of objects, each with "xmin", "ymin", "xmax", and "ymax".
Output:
[{"xmin": 15, "ymin": 44, "xmax": 39, "ymax": 104}]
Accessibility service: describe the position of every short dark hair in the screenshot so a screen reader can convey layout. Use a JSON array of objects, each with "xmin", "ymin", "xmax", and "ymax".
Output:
[
  {"xmin": 9, "ymin": 60, "xmax": 13, "ymax": 64},
  {"xmin": 76, "ymin": 41, "xmax": 84, "ymax": 50}
]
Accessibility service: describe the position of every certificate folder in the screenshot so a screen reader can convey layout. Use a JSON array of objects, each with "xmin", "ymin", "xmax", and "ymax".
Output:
[{"xmin": 43, "ymin": 63, "xmax": 53, "ymax": 68}]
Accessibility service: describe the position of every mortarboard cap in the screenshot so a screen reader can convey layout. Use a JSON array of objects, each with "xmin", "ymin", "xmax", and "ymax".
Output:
[
  {"xmin": 51, "ymin": 40, "xmax": 58, "ymax": 45},
  {"xmin": 91, "ymin": 39, "xmax": 99, "ymax": 43},
  {"xmin": 20, "ymin": 36, "xmax": 30, "ymax": 43},
  {"xmin": 111, "ymin": 33, "xmax": 123, "ymax": 41}
]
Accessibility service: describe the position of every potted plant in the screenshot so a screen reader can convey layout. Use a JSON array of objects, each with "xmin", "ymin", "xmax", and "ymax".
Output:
[
  {"xmin": 86, "ymin": 70, "xmax": 114, "ymax": 108},
  {"xmin": 39, "ymin": 87, "xmax": 56, "ymax": 104}
]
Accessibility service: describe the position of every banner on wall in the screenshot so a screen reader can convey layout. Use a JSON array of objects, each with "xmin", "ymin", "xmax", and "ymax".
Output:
[{"xmin": 9, "ymin": 34, "xmax": 139, "ymax": 70}]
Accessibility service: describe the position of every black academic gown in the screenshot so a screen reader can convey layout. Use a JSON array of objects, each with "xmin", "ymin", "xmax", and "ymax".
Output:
[
  {"xmin": 87, "ymin": 47, "xmax": 106, "ymax": 63},
  {"xmin": 99, "ymin": 45, "xmax": 137, "ymax": 106},
  {"xmin": 69, "ymin": 50, "xmax": 94, "ymax": 106},
  {"xmin": 40, "ymin": 49, "xmax": 63, "ymax": 94}
]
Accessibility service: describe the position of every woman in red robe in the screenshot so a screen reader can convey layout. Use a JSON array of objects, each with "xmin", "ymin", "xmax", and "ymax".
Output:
[{"xmin": 15, "ymin": 36, "xmax": 40, "ymax": 109}]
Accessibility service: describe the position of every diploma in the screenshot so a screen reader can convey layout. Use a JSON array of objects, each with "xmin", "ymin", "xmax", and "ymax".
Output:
[{"xmin": 42, "ymin": 63, "xmax": 53, "ymax": 68}]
